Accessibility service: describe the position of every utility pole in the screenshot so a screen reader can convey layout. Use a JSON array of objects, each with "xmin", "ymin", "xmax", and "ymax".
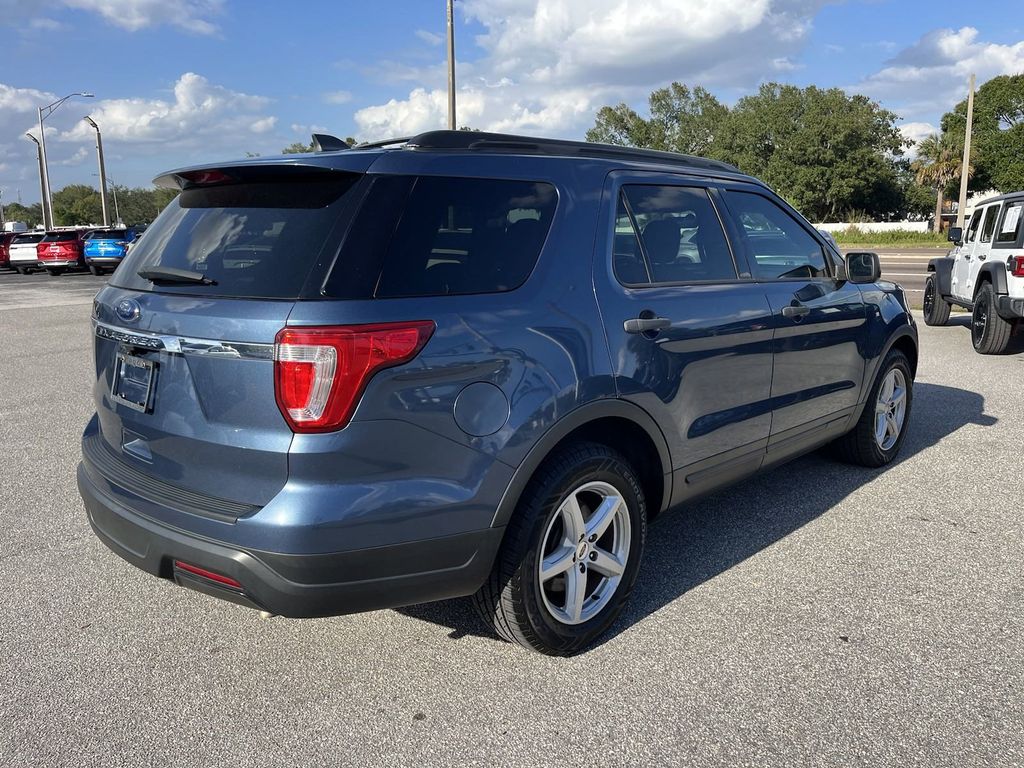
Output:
[
  {"xmin": 84, "ymin": 116, "xmax": 110, "ymax": 227},
  {"xmin": 37, "ymin": 91, "xmax": 94, "ymax": 229},
  {"xmin": 955, "ymin": 73, "xmax": 976, "ymax": 231},
  {"xmin": 25, "ymin": 134, "xmax": 47, "ymax": 229},
  {"xmin": 447, "ymin": 0, "xmax": 456, "ymax": 130}
]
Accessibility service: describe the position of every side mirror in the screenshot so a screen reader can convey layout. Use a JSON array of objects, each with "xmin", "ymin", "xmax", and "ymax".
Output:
[
  {"xmin": 845, "ymin": 251, "xmax": 881, "ymax": 284},
  {"xmin": 947, "ymin": 226, "xmax": 963, "ymax": 245}
]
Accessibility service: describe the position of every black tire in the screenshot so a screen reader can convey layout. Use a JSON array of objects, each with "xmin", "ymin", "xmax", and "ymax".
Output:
[
  {"xmin": 971, "ymin": 282, "xmax": 1014, "ymax": 354},
  {"xmin": 89, "ymin": 264, "xmax": 102, "ymax": 276},
  {"xmin": 46, "ymin": 268, "xmax": 63, "ymax": 276},
  {"xmin": 830, "ymin": 349, "xmax": 913, "ymax": 468},
  {"xmin": 15, "ymin": 266, "xmax": 28, "ymax": 275},
  {"xmin": 922, "ymin": 274, "xmax": 951, "ymax": 326},
  {"xmin": 473, "ymin": 441, "xmax": 647, "ymax": 655}
]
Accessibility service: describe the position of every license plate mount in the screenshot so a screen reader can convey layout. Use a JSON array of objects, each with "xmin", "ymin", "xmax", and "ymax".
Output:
[{"xmin": 111, "ymin": 351, "xmax": 157, "ymax": 413}]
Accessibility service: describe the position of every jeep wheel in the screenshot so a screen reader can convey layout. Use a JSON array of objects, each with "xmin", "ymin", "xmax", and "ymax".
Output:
[
  {"xmin": 922, "ymin": 274, "xmax": 951, "ymax": 326},
  {"xmin": 473, "ymin": 441, "xmax": 647, "ymax": 655},
  {"xmin": 830, "ymin": 349, "xmax": 913, "ymax": 468},
  {"xmin": 971, "ymin": 283, "xmax": 1014, "ymax": 354}
]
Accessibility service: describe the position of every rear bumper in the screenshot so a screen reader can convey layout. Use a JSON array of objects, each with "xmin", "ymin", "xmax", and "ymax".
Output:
[
  {"xmin": 37, "ymin": 259, "xmax": 80, "ymax": 267},
  {"xmin": 78, "ymin": 462, "xmax": 504, "ymax": 617},
  {"xmin": 995, "ymin": 295, "xmax": 1024, "ymax": 320}
]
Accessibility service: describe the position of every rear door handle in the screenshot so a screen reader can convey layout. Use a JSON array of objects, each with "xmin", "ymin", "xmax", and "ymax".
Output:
[
  {"xmin": 624, "ymin": 316, "xmax": 672, "ymax": 334},
  {"xmin": 781, "ymin": 304, "xmax": 811, "ymax": 319}
]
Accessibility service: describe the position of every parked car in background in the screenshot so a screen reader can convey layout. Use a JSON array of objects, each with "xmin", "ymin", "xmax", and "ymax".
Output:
[
  {"xmin": 79, "ymin": 130, "xmax": 918, "ymax": 655},
  {"xmin": 36, "ymin": 229, "xmax": 91, "ymax": 275},
  {"xmin": 0, "ymin": 232, "xmax": 18, "ymax": 269},
  {"xmin": 924, "ymin": 190, "xmax": 1024, "ymax": 353},
  {"xmin": 83, "ymin": 228, "xmax": 135, "ymax": 275},
  {"xmin": 8, "ymin": 232, "xmax": 45, "ymax": 273}
]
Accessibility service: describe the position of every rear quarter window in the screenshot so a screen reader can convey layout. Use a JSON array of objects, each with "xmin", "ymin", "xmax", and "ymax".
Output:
[{"xmin": 323, "ymin": 175, "xmax": 557, "ymax": 299}]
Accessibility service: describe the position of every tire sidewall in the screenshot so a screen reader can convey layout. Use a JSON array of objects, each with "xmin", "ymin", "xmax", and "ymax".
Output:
[
  {"xmin": 972, "ymin": 285, "xmax": 991, "ymax": 350},
  {"xmin": 519, "ymin": 453, "xmax": 646, "ymax": 652},
  {"xmin": 866, "ymin": 351, "xmax": 914, "ymax": 463}
]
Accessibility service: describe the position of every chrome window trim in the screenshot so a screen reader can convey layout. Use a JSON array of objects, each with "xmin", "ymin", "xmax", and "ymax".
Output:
[{"xmin": 93, "ymin": 320, "xmax": 274, "ymax": 360}]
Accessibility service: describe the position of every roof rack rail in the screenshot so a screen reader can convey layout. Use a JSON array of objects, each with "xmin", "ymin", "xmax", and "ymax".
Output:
[
  {"xmin": 354, "ymin": 136, "xmax": 412, "ymax": 150},
  {"xmin": 405, "ymin": 130, "xmax": 741, "ymax": 173},
  {"xmin": 311, "ymin": 133, "xmax": 350, "ymax": 152}
]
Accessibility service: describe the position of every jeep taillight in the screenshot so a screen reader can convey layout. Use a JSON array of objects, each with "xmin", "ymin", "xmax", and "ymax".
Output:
[
  {"xmin": 1009, "ymin": 255, "xmax": 1024, "ymax": 278},
  {"xmin": 274, "ymin": 322, "xmax": 434, "ymax": 433}
]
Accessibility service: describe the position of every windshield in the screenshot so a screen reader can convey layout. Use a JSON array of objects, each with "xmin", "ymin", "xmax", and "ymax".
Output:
[{"xmin": 110, "ymin": 173, "xmax": 361, "ymax": 299}]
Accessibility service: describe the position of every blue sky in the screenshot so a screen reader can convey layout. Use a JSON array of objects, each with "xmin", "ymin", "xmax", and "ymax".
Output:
[{"xmin": 1, "ymin": 0, "xmax": 1022, "ymax": 202}]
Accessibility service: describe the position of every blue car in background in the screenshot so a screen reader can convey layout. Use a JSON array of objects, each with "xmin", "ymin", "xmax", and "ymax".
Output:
[{"xmin": 83, "ymin": 228, "xmax": 135, "ymax": 275}]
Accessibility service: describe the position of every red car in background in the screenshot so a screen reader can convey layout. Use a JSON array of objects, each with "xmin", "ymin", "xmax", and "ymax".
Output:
[
  {"xmin": 36, "ymin": 229, "xmax": 92, "ymax": 275},
  {"xmin": 0, "ymin": 232, "xmax": 17, "ymax": 269}
]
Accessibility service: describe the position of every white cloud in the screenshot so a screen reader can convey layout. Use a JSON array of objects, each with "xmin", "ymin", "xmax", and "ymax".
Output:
[
  {"xmin": 59, "ymin": 146, "xmax": 90, "ymax": 166},
  {"xmin": 355, "ymin": 0, "xmax": 830, "ymax": 140},
  {"xmin": 415, "ymin": 29, "xmax": 442, "ymax": 46},
  {"xmin": 899, "ymin": 121, "xmax": 938, "ymax": 158},
  {"xmin": 322, "ymin": 90, "xmax": 353, "ymax": 105},
  {"xmin": 58, "ymin": 72, "xmax": 276, "ymax": 147},
  {"xmin": 853, "ymin": 27, "xmax": 1024, "ymax": 122},
  {"xmin": 0, "ymin": 0, "xmax": 223, "ymax": 33}
]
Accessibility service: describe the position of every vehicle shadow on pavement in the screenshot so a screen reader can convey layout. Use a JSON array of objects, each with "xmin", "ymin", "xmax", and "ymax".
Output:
[{"xmin": 395, "ymin": 382, "xmax": 996, "ymax": 649}]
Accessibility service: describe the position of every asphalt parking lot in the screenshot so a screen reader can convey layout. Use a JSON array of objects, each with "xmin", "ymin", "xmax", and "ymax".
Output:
[{"xmin": 1, "ymin": 270, "xmax": 1021, "ymax": 767}]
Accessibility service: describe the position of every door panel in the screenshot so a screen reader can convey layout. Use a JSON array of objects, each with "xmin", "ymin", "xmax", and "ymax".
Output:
[{"xmin": 952, "ymin": 209, "xmax": 984, "ymax": 301}]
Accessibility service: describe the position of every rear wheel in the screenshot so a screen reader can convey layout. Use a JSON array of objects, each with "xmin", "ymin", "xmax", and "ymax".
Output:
[
  {"xmin": 473, "ymin": 441, "xmax": 647, "ymax": 655},
  {"xmin": 922, "ymin": 274, "xmax": 951, "ymax": 326},
  {"xmin": 89, "ymin": 264, "xmax": 103, "ymax": 276},
  {"xmin": 971, "ymin": 283, "xmax": 1014, "ymax": 354},
  {"xmin": 830, "ymin": 349, "xmax": 912, "ymax": 468},
  {"xmin": 15, "ymin": 266, "xmax": 28, "ymax": 275},
  {"xmin": 46, "ymin": 268, "xmax": 63, "ymax": 276}
]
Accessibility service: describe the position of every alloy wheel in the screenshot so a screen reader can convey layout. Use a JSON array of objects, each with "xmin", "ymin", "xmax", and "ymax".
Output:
[{"xmin": 874, "ymin": 368, "xmax": 908, "ymax": 450}]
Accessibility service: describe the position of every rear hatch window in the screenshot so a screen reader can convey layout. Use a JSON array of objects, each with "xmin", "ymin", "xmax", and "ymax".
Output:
[
  {"xmin": 86, "ymin": 229, "xmax": 128, "ymax": 240},
  {"xmin": 12, "ymin": 234, "xmax": 43, "ymax": 245},
  {"xmin": 111, "ymin": 172, "xmax": 360, "ymax": 299},
  {"xmin": 42, "ymin": 232, "xmax": 80, "ymax": 242}
]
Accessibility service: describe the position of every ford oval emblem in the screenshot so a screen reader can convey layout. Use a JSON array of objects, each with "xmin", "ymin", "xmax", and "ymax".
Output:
[{"xmin": 115, "ymin": 298, "xmax": 141, "ymax": 323}]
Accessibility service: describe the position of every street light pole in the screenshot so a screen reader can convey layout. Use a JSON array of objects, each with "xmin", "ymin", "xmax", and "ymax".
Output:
[
  {"xmin": 37, "ymin": 91, "xmax": 94, "ymax": 229},
  {"xmin": 955, "ymin": 73, "xmax": 976, "ymax": 231},
  {"xmin": 447, "ymin": 0, "xmax": 456, "ymax": 130},
  {"xmin": 83, "ymin": 116, "xmax": 109, "ymax": 227},
  {"xmin": 25, "ymin": 133, "xmax": 47, "ymax": 229}
]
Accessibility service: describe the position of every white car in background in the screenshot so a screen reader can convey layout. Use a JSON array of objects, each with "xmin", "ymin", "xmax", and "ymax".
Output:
[{"xmin": 8, "ymin": 232, "xmax": 45, "ymax": 275}]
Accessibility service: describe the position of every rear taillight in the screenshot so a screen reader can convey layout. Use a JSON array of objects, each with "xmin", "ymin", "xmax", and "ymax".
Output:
[
  {"xmin": 1009, "ymin": 256, "xmax": 1024, "ymax": 278},
  {"xmin": 274, "ymin": 321, "xmax": 435, "ymax": 433}
]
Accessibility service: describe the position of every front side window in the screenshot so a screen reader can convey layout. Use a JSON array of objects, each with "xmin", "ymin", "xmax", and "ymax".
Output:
[
  {"xmin": 996, "ymin": 201, "xmax": 1023, "ymax": 245},
  {"xmin": 614, "ymin": 185, "xmax": 736, "ymax": 285},
  {"xmin": 725, "ymin": 191, "xmax": 828, "ymax": 280},
  {"xmin": 980, "ymin": 204, "xmax": 1002, "ymax": 244},
  {"xmin": 966, "ymin": 211, "xmax": 983, "ymax": 243}
]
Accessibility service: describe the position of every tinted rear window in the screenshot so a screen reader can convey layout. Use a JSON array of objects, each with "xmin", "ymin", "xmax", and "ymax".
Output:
[
  {"xmin": 86, "ymin": 229, "xmax": 128, "ymax": 240},
  {"xmin": 42, "ymin": 232, "xmax": 80, "ymax": 242},
  {"xmin": 12, "ymin": 234, "xmax": 44, "ymax": 245},
  {"xmin": 323, "ymin": 175, "xmax": 557, "ymax": 299},
  {"xmin": 110, "ymin": 174, "xmax": 359, "ymax": 298}
]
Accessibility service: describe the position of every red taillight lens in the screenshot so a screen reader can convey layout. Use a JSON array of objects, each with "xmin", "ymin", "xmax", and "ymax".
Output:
[
  {"xmin": 1010, "ymin": 256, "xmax": 1024, "ymax": 278},
  {"xmin": 274, "ymin": 321, "xmax": 435, "ymax": 433},
  {"xmin": 173, "ymin": 560, "xmax": 243, "ymax": 589}
]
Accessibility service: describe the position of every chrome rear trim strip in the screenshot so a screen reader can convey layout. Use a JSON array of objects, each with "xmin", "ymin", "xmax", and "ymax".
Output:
[{"xmin": 93, "ymin": 320, "xmax": 274, "ymax": 360}]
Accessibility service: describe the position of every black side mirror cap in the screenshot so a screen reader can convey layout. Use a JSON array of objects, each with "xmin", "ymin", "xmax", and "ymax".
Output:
[
  {"xmin": 845, "ymin": 251, "xmax": 881, "ymax": 284},
  {"xmin": 947, "ymin": 226, "xmax": 963, "ymax": 245}
]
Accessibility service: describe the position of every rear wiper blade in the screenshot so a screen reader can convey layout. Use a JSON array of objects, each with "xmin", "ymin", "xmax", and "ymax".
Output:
[{"xmin": 137, "ymin": 266, "xmax": 217, "ymax": 285}]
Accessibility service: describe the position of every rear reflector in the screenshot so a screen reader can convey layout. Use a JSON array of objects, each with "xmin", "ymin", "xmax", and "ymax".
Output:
[
  {"xmin": 1010, "ymin": 256, "xmax": 1024, "ymax": 278},
  {"xmin": 173, "ymin": 560, "xmax": 243, "ymax": 589},
  {"xmin": 274, "ymin": 321, "xmax": 435, "ymax": 433}
]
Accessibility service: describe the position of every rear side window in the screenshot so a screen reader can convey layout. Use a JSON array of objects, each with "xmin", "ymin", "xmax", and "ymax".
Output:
[
  {"xmin": 995, "ymin": 201, "xmax": 1023, "ymax": 246},
  {"xmin": 724, "ymin": 191, "xmax": 828, "ymax": 280},
  {"xmin": 980, "ymin": 205, "xmax": 1001, "ymax": 244},
  {"xmin": 111, "ymin": 174, "xmax": 359, "ymax": 298},
  {"xmin": 614, "ymin": 185, "xmax": 736, "ymax": 285},
  {"xmin": 325, "ymin": 176, "xmax": 556, "ymax": 299}
]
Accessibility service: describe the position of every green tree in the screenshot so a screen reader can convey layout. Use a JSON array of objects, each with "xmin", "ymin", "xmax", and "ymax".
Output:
[
  {"xmin": 1, "ymin": 202, "xmax": 43, "ymax": 228},
  {"xmin": 912, "ymin": 133, "xmax": 967, "ymax": 232},
  {"xmin": 52, "ymin": 184, "xmax": 103, "ymax": 226},
  {"xmin": 586, "ymin": 83, "xmax": 727, "ymax": 156},
  {"xmin": 942, "ymin": 74, "xmax": 1024, "ymax": 193},
  {"xmin": 282, "ymin": 141, "xmax": 315, "ymax": 154},
  {"xmin": 713, "ymin": 83, "xmax": 907, "ymax": 220}
]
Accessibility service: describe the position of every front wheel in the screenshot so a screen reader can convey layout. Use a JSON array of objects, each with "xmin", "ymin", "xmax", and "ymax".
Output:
[
  {"xmin": 473, "ymin": 441, "xmax": 647, "ymax": 655},
  {"xmin": 922, "ymin": 274, "xmax": 951, "ymax": 326},
  {"xmin": 829, "ymin": 349, "xmax": 913, "ymax": 468},
  {"xmin": 972, "ymin": 283, "xmax": 1014, "ymax": 354}
]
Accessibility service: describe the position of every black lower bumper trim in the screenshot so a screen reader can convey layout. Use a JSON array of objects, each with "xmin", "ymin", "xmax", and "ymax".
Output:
[
  {"xmin": 995, "ymin": 295, "xmax": 1024, "ymax": 320},
  {"xmin": 78, "ymin": 462, "xmax": 504, "ymax": 618}
]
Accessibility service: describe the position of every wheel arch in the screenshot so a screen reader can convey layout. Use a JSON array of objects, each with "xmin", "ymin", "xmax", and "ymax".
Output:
[
  {"xmin": 927, "ymin": 256, "xmax": 954, "ymax": 298},
  {"xmin": 491, "ymin": 400, "xmax": 673, "ymax": 530},
  {"xmin": 974, "ymin": 262, "xmax": 1009, "ymax": 298}
]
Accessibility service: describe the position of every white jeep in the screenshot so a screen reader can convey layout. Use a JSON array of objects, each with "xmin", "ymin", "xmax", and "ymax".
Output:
[{"xmin": 924, "ymin": 192, "xmax": 1024, "ymax": 354}]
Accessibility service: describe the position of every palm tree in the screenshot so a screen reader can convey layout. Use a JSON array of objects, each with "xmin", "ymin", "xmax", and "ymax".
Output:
[{"xmin": 912, "ymin": 132, "xmax": 969, "ymax": 233}]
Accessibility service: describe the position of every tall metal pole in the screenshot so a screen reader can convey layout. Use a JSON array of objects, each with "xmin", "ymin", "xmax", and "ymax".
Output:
[
  {"xmin": 955, "ymin": 73, "xmax": 976, "ymax": 231},
  {"xmin": 447, "ymin": 0, "xmax": 456, "ymax": 130},
  {"xmin": 25, "ymin": 134, "xmax": 47, "ymax": 229},
  {"xmin": 37, "ymin": 107, "xmax": 53, "ymax": 229},
  {"xmin": 84, "ymin": 117, "xmax": 110, "ymax": 227}
]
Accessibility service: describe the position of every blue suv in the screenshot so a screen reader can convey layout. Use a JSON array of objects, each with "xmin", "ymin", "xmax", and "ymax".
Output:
[
  {"xmin": 83, "ymin": 228, "xmax": 135, "ymax": 275},
  {"xmin": 78, "ymin": 131, "xmax": 917, "ymax": 655}
]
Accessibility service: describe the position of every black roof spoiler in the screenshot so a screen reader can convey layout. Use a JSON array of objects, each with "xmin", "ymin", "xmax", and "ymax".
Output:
[{"xmin": 311, "ymin": 133, "xmax": 350, "ymax": 152}]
